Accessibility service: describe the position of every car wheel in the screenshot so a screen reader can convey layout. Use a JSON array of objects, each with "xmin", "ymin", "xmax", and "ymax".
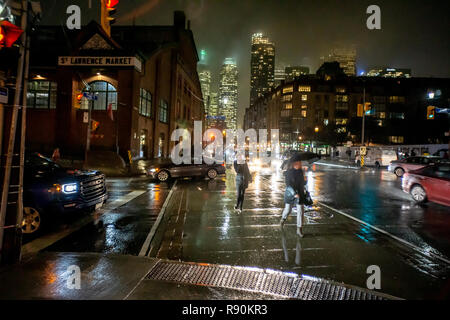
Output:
[
  {"xmin": 22, "ymin": 206, "xmax": 42, "ymax": 234},
  {"xmin": 394, "ymin": 167, "xmax": 404, "ymax": 177},
  {"xmin": 207, "ymin": 168, "xmax": 218, "ymax": 179},
  {"xmin": 157, "ymin": 170, "xmax": 170, "ymax": 182},
  {"xmin": 410, "ymin": 185, "xmax": 427, "ymax": 203}
]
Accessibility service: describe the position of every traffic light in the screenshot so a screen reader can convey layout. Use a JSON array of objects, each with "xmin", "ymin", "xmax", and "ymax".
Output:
[
  {"xmin": 364, "ymin": 102, "xmax": 372, "ymax": 115},
  {"xmin": 101, "ymin": 0, "xmax": 118, "ymax": 36},
  {"xmin": 427, "ymin": 106, "xmax": 435, "ymax": 120},
  {"xmin": 0, "ymin": 20, "xmax": 23, "ymax": 48},
  {"xmin": 357, "ymin": 104, "xmax": 363, "ymax": 117},
  {"xmin": 75, "ymin": 92, "xmax": 83, "ymax": 109},
  {"xmin": 91, "ymin": 119, "xmax": 100, "ymax": 132}
]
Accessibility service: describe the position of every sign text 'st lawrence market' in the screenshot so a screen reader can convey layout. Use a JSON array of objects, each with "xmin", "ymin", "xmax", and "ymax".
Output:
[{"xmin": 58, "ymin": 56, "xmax": 142, "ymax": 72}]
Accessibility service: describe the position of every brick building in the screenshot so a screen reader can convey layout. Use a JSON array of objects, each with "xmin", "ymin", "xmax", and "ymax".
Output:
[{"xmin": 25, "ymin": 11, "xmax": 204, "ymax": 161}]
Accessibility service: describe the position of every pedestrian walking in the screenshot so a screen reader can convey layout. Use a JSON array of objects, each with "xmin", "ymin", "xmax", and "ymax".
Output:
[
  {"xmin": 280, "ymin": 159, "xmax": 307, "ymax": 237},
  {"xmin": 233, "ymin": 155, "xmax": 252, "ymax": 213}
]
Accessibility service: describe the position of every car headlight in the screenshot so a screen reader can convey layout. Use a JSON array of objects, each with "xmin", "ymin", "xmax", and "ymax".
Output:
[
  {"xmin": 149, "ymin": 168, "xmax": 158, "ymax": 173},
  {"xmin": 62, "ymin": 183, "xmax": 78, "ymax": 194}
]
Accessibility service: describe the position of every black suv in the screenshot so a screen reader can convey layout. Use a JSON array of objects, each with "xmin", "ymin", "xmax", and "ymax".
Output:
[{"xmin": 22, "ymin": 153, "xmax": 108, "ymax": 234}]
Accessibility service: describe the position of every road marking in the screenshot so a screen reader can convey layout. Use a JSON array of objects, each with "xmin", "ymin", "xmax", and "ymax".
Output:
[
  {"xmin": 21, "ymin": 190, "xmax": 147, "ymax": 256},
  {"xmin": 317, "ymin": 201, "xmax": 450, "ymax": 265},
  {"xmin": 259, "ymin": 175, "xmax": 450, "ymax": 265},
  {"xmin": 139, "ymin": 180, "xmax": 178, "ymax": 257},
  {"xmin": 315, "ymin": 161, "xmax": 360, "ymax": 169}
]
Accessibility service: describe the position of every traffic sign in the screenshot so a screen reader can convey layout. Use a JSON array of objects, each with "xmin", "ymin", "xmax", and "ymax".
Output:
[
  {"xmin": 360, "ymin": 146, "xmax": 367, "ymax": 156},
  {"xmin": 83, "ymin": 92, "xmax": 98, "ymax": 101}
]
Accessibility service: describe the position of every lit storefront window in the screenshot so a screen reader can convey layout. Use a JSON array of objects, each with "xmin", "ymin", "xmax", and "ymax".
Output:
[
  {"xmin": 27, "ymin": 81, "xmax": 57, "ymax": 109},
  {"xmin": 82, "ymin": 81, "xmax": 117, "ymax": 110}
]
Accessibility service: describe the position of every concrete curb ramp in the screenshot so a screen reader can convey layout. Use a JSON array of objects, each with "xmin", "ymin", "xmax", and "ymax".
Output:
[{"xmin": 146, "ymin": 260, "xmax": 401, "ymax": 300}]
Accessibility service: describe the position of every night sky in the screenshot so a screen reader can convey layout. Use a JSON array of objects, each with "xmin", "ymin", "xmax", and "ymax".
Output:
[{"xmin": 40, "ymin": 0, "xmax": 450, "ymax": 124}]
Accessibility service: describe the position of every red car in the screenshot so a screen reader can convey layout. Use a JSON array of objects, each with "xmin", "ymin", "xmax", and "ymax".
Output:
[{"xmin": 402, "ymin": 164, "xmax": 450, "ymax": 206}]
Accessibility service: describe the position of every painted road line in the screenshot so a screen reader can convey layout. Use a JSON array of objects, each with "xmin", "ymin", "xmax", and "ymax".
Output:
[
  {"xmin": 139, "ymin": 180, "xmax": 178, "ymax": 257},
  {"xmin": 315, "ymin": 161, "xmax": 360, "ymax": 169},
  {"xmin": 22, "ymin": 190, "xmax": 147, "ymax": 256},
  {"xmin": 259, "ymin": 175, "xmax": 450, "ymax": 265},
  {"xmin": 317, "ymin": 201, "xmax": 450, "ymax": 265}
]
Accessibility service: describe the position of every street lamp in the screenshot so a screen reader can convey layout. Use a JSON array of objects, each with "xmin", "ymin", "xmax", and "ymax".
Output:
[{"xmin": 314, "ymin": 126, "xmax": 319, "ymax": 133}]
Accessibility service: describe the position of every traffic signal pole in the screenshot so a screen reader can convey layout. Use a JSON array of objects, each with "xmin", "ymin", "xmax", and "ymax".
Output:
[
  {"xmin": 361, "ymin": 86, "xmax": 366, "ymax": 146},
  {"xmin": 0, "ymin": 0, "xmax": 28, "ymax": 263}
]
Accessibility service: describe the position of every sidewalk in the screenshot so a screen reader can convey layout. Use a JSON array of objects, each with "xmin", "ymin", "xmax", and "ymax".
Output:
[{"xmin": 0, "ymin": 252, "xmax": 395, "ymax": 300}]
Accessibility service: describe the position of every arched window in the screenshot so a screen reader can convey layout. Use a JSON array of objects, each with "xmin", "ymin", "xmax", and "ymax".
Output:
[{"xmin": 81, "ymin": 81, "xmax": 117, "ymax": 110}]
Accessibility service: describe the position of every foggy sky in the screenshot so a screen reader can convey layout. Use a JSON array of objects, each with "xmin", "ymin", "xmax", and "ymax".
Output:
[{"xmin": 40, "ymin": 0, "xmax": 450, "ymax": 125}]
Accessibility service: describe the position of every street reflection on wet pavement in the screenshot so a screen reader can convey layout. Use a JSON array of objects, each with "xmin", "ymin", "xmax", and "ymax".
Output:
[
  {"xmin": 41, "ymin": 177, "xmax": 173, "ymax": 255},
  {"xmin": 159, "ymin": 166, "xmax": 450, "ymax": 299}
]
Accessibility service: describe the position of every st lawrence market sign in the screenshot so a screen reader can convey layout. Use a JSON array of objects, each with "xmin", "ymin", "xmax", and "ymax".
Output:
[{"xmin": 58, "ymin": 56, "xmax": 142, "ymax": 72}]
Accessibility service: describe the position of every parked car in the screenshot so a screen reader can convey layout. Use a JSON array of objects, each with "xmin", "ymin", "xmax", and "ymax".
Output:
[
  {"xmin": 388, "ymin": 156, "xmax": 445, "ymax": 177},
  {"xmin": 22, "ymin": 153, "xmax": 108, "ymax": 234},
  {"xmin": 147, "ymin": 158, "xmax": 226, "ymax": 182},
  {"xmin": 355, "ymin": 148, "xmax": 398, "ymax": 168},
  {"xmin": 402, "ymin": 164, "xmax": 450, "ymax": 206}
]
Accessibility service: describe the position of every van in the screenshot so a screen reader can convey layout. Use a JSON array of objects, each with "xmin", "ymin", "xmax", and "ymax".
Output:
[{"xmin": 355, "ymin": 148, "xmax": 398, "ymax": 168}]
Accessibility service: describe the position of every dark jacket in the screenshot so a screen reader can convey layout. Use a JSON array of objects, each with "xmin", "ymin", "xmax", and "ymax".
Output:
[
  {"xmin": 234, "ymin": 160, "xmax": 252, "ymax": 188},
  {"xmin": 284, "ymin": 168, "xmax": 306, "ymax": 204}
]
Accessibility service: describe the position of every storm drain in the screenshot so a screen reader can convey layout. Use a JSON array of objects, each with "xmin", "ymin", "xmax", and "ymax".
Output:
[{"xmin": 145, "ymin": 260, "xmax": 396, "ymax": 300}]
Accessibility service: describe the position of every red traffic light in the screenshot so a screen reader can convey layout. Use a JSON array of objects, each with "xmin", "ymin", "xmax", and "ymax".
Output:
[
  {"xmin": 0, "ymin": 20, "xmax": 24, "ymax": 48},
  {"xmin": 106, "ymin": 0, "xmax": 119, "ymax": 8}
]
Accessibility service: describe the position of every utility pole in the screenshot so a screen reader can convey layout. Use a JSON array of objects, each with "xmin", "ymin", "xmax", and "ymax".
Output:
[
  {"xmin": 0, "ymin": 0, "xmax": 28, "ymax": 263},
  {"xmin": 361, "ymin": 85, "xmax": 366, "ymax": 146}
]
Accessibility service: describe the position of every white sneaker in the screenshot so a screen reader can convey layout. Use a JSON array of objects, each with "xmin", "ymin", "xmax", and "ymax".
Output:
[{"xmin": 296, "ymin": 227, "xmax": 304, "ymax": 238}]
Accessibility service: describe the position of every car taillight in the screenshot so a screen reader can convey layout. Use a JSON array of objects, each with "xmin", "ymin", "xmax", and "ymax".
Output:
[{"xmin": 221, "ymin": 163, "xmax": 225, "ymax": 167}]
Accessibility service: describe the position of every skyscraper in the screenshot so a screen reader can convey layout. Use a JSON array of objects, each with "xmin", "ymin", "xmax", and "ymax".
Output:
[
  {"xmin": 250, "ymin": 33, "xmax": 275, "ymax": 106},
  {"xmin": 323, "ymin": 47, "xmax": 357, "ymax": 76},
  {"xmin": 198, "ymin": 49, "xmax": 211, "ymax": 116},
  {"xmin": 219, "ymin": 58, "xmax": 238, "ymax": 130}
]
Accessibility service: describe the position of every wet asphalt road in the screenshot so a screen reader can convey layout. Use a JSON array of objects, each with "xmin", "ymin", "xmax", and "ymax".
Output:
[{"xmin": 22, "ymin": 164, "xmax": 450, "ymax": 298}]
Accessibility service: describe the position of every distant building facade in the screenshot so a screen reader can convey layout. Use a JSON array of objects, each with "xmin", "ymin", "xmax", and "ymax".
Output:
[
  {"xmin": 244, "ymin": 75, "xmax": 450, "ymax": 151},
  {"xmin": 250, "ymin": 33, "xmax": 275, "ymax": 106},
  {"xmin": 322, "ymin": 47, "xmax": 357, "ymax": 77},
  {"xmin": 285, "ymin": 66, "xmax": 310, "ymax": 80},
  {"xmin": 366, "ymin": 67, "xmax": 412, "ymax": 78},
  {"xmin": 219, "ymin": 58, "xmax": 238, "ymax": 130}
]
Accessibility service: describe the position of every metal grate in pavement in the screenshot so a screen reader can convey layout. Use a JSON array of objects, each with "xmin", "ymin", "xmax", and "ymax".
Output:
[{"xmin": 145, "ymin": 260, "xmax": 397, "ymax": 300}]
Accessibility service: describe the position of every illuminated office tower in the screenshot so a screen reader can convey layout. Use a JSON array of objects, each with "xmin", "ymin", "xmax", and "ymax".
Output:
[
  {"xmin": 219, "ymin": 58, "xmax": 238, "ymax": 130},
  {"xmin": 198, "ymin": 49, "xmax": 211, "ymax": 115},
  {"xmin": 325, "ymin": 47, "xmax": 357, "ymax": 76},
  {"xmin": 250, "ymin": 33, "xmax": 275, "ymax": 106}
]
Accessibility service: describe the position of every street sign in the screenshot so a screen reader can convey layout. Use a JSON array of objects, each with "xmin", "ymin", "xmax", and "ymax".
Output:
[
  {"xmin": 83, "ymin": 92, "xmax": 98, "ymax": 101},
  {"xmin": 360, "ymin": 146, "xmax": 367, "ymax": 156}
]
